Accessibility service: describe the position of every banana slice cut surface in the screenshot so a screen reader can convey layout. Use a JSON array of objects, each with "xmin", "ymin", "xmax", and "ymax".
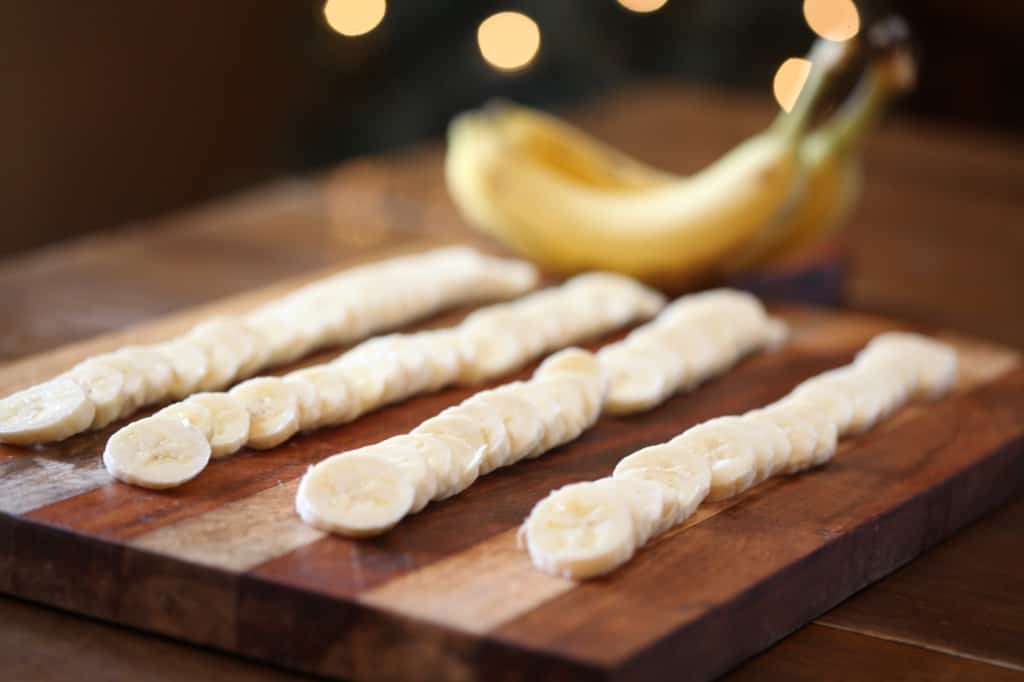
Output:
[
  {"xmin": 0, "ymin": 378, "xmax": 96, "ymax": 445},
  {"xmin": 103, "ymin": 417, "xmax": 210, "ymax": 489}
]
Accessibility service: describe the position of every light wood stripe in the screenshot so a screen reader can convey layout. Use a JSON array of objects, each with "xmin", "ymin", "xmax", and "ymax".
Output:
[
  {"xmin": 0, "ymin": 451, "xmax": 109, "ymax": 515},
  {"xmin": 131, "ymin": 480, "xmax": 324, "ymax": 572}
]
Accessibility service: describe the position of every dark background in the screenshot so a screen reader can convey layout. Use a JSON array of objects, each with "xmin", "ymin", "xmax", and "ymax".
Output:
[{"xmin": 3, "ymin": 0, "xmax": 1021, "ymax": 256}]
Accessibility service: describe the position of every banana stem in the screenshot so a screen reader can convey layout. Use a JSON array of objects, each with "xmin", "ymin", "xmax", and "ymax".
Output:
[
  {"xmin": 771, "ymin": 38, "xmax": 858, "ymax": 144},
  {"xmin": 814, "ymin": 47, "xmax": 913, "ymax": 158}
]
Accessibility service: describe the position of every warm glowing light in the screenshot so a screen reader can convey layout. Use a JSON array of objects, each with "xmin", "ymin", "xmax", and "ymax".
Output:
[
  {"xmin": 477, "ymin": 12, "xmax": 541, "ymax": 72},
  {"xmin": 617, "ymin": 0, "xmax": 669, "ymax": 13},
  {"xmin": 803, "ymin": 0, "xmax": 860, "ymax": 41},
  {"xmin": 773, "ymin": 58, "xmax": 812, "ymax": 112},
  {"xmin": 323, "ymin": 0, "xmax": 386, "ymax": 37}
]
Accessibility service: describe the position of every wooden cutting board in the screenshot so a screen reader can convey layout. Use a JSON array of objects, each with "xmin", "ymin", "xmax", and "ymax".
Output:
[{"xmin": 1, "ymin": 257, "xmax": 1022, "ymax": 682}]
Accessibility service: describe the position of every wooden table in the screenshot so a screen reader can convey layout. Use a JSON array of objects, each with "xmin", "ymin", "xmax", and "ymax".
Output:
[{"xmin": 2, "ymin": 84, "xmax": 1022, "ymax": 680}]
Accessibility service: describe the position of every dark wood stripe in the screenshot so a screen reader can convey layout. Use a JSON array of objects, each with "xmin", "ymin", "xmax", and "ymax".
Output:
[{"xmin": 493, "ymin": 369, "xmax": 1024, "ymax": 680}]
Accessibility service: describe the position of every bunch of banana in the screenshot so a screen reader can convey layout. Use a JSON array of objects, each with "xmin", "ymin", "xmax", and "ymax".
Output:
[{"xmin": 446, "ymin": 35, "xmax": 912, "ymax": 288}]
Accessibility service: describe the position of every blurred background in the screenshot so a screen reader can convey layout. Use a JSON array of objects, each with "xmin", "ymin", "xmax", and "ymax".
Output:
[{"xmin": 2, "ymin": 0, "xmax": 1022, "ymax": 256}]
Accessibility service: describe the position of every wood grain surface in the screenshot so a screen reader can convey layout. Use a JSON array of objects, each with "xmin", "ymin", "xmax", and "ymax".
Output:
[{"xmin": 1, "ymin": 264, "xmax": 1021, "ymax": 681}]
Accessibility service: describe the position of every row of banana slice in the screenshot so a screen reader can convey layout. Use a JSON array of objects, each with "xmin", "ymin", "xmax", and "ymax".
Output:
[
  {"xmin": 598, "ymin": 289, "xmax": 788, "ymax": 414},
  {"xmin": 0, "ymin": 247, "xmax": 537, "ymax": 446},
  {"xmin": 103, "ymin": 273, "xmax": 663, "ymax": 489},
  {"xmin": 296, "ymin": 348, "xmax": 608, "ymax": 536},
  {"xmin": 293, "ymin": 289, "xmax": 788, "ymax": 537},
  {"xmin": 523, "ymin": 331, "xmax": 959, "ymax": 579}
]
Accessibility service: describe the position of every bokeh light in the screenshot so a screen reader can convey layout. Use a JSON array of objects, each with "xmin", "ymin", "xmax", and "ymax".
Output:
[
  {"xmin": 773, "ymin": 58, "xmax": 812, "ymax": 112},
  {"xmin": 477, "ymin": 12, "xmax": 541, "ymax": 72},
  {"xmin": 617, "ymin": 0, "xmax": 669, "ymax": 13},
  {"xmin": 803, "ymin": 0, "xmax": 860, "ymax": 42},
  {"xmin": 323, "ymin": 0, "xmax": 386, "ymax": 37}
]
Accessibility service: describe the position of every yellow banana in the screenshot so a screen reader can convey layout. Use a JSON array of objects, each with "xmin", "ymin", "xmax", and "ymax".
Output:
[{"xmin": 446, "ymin": 39, "xmax": 854, "ymax": 287}]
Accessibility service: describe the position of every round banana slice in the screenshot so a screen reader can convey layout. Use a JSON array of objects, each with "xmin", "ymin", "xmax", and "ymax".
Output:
[
  {"xmin": 0, "ymin": 378, "xmax": 96, "ymax": 445},
  {"xmin": 738, "ymin": 412, "xmax": 791, "ymax": 481},
  {"xmin": 234, "ymin": 320, "xmax": 272, "ymax": 379},
  {"xmin": 331, "ymin": 351, "xmax": 394, "ymax": 413},
  {"xmin": 296, "ymin": 452, "xmax": 415, "ymax": 537},
  {"xmin": 245, "ymin": 308, "xmax": 311, "ymax": 366},
  {"xmin": 524, "ymin": 481, "xmax": 636, "ymax": 580},
  {"xmin": 465, "ymin": 389, "xmax": 543, "ymax": 464},
  {"xmin": 861, "ymin": 332, "xmax": 958, "ymax": 400},
  {"xmin": 536, "ymin": 347, "xmax": 605, "ymax": 385},
  {"xmin": 87, "ymin": 353, "xmax": 147, "ymax": 418},
  {"xmin": 414, "ymin": 413, "xmax": 489, "ymax": 459},
  {"xmin": 187, "ymin": 322, "xmax": 244, "ymax": 392},
  {"xmin": 760, "ymin": 318, "xmax": 790, "ymax": 351},
  {"xmin": 281, "ymin": 374, "xmax": 322, "ymax": 431},
  {"xmin": 656, "ymin": 325, "xmax": 719, "ymax": 389},
  {"xmin": 622, "ymin": 334, "xmax": 687, "ymax": 393},
  {"xmin": 802, "ymin": 368, "xmax": 883, "ymax": 435},
  {"xmin": 383, "ymin": 433, "xmax": 454, "ymax": 501},
  {"xmin": 455, "ymin": 324, "xmax": 527, "ymax": 385},
  {"xmin": 752, "ymin": 407, "xmax": 821, "ymax": 474},
  {"xmin": 613, "ymin": 443, "xmax": 711, "ymax": 530},
  {"xmin": 430, "ymin": 430, "xmax": 486, "ymax": 498},
  {"xmin": 284, "ymin": 366, "xmax": 357, "ymax": 428},
  {"xmin": 186, "ymin": 392, "xmax": 251, "ymax": 458},
  {"xmin": 511, "ymin": 382, "xmax": 568, "ymax": 455},
  {"xmin": 789, "ymin": 382, "xmax": 855, "ymax": 435},
  {"xmin": 366, "ymin": 437, "xmax": 437, "ymax": 513},
  {"xmin": 529, "ymin": 377, "xmax": 590, "ymax": 443},
  {"xmin": 441, "ymin": 402, "xmax": 511, "ymax": 474},
  {"xmin": 591, "ymin": 477, "xmax": 665, "ymax": 547},
  {"xmin": 229, "ymin": 377, "xmax": 300, "ymax": 449},
  {"xmin": 66, "ymin": 359, "xmax": 125, "ymax": 429},
  {"xmin": 103, "ymin": 416, "xmax": 210, "ymax": 489},
  {"xmin": 112, "ymin": 346, "xmax": 174, "ymax": 405},
  {"xmin": 414, "ymin": 330, "xmax": 464, "ymax": 392},
  {"xmin": 154, "ymin": 400, "xmax": 214, "ymax": 439},
  {"xmin": 599, "ymin": 347, "xmax": 669, "ymax": 416},
  {"xmin": 767, "ymin": 401, "xmax": 839, "ymax": 467},
  {"xmin": 672, "ymin": 418, "xmax": 758, "ymax": 501},
  {"xmin": 153, "ymin": 341, "xmax": 209, "ymax": 401}
]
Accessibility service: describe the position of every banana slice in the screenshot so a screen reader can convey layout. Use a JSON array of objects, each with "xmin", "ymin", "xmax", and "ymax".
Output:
[
  {"xmin": 770, "ymin": 401, "xmax": 839, "ymax": 467},
  {"xmin": 367, "ymin": 437, "xmax": 437, "ymax": 513},
  {"xmin": 330, "ymin": 352, "xmax": 393, "ymax": 413},
  {"xmin": 414, "ymin": 330, "xmax": 464, "ymax": 392},
  {"xmin": 244, "ymin": 308, "xmax": 312, "ymax": 366},
  {"xmin": 530, "ymin": 377, "xmax": 590, "ymax": 443},
  {"xmin": 153, "ymin": 400, "xmax": 214, "ymax": 439},
  {"xmin": 429, "ymin": 430, "xmax": 486, "ymax": 498},
  {"xmin": 751, "ymin": 407, "xmax": 821, "ymax": 474},
  {"xmin": 805, "ymin": 368, "xmax": 884, "ymax": 435},
  {"xmin": 456, "ymin": 324, "xmax": 526, "ymax": 385},
  {"xmin": 613, "ymin": 443, "xmax": 711, "ymax": 531},
  {"xmin": 284, "ymin": 366, "xmax": 357, "ymax": 428},
  {"xmin": 65, "ymin": 359, "xmax": 125, "ymax": 429},
  {"xmin": 112, "ymin": 346, "xmax": 174, "ymax": 405},
  {"xmin": 154, "ymin": 341, "xmax": 209, "ymax": 401},
  {"xmin": 591, "ymin": 476, "xmax": 665, "ymax": 547},
  {"xmin": 188, "ymin": 321, "xmax": 244, "ymax": 392},
  {"xmin": 381, "ymin": 434, "xmax": 454, "ymax": 502},
  {"xmin": 861, "ymin": 332, "xmax": 958, "ymax": 400},
  {"xmin": 672, "ymin": 418, "xmax": 758, "ymax": 501},
  {"xmin": 186, "ymin": 392, "xmax": 251, "ymax": 458},
  {"xmin": 464, "ymin": 389, "xmax": 543, "ymax": 464},
  {"xmin": 281, "ymin": 374, "xmax": 322, "ymax": 432},
  {"xmin": 234, "ymin": 320, "xmax": 272, "ymax": 379},
  {"xmin": 88, "ymin": 353, "xmax": 147, "ymax": 418},
  {"xmin": 599, "ymin": 347, "xmax": 669, "ymax": 416},
  {"xmin": 789, "ymin": 382, "xmax": 855, "ymax": 435},
  {"xmin": 103, "ymin": 416, "xmax": 210, "ymax": 489},
  {"xmin": 296, "ymin": 452, "xmax": 415, "ymax": 537},
  {"xmin": 511, "ymin": 382, "xmax": 568, "ymax": 455},
  {"xmin": 523, "ymin": 481, "xmax": 636, "ymax": 580},
  {"xmin": 739, "ymin": 412, "xmax": 791, "ymax": 481},
  {"xmin": 228, "ymin": 377, "xmax": 300, "ymax": 449},
  {"xmin": 657, "ymin": 325, "xmax": 719, "ymax": 388},
  {"xmin": 0, "ymin": 378, "xmax": 96, "ymax": 445},
  {"xmin": 441, "ymin": 401, "xmax": 511, "ymax": 474}
]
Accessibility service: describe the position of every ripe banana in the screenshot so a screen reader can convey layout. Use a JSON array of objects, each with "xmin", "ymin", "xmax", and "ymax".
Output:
[{"xmin": 446, "ymin": 39, "xmax": 855, "ymax": 287}]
